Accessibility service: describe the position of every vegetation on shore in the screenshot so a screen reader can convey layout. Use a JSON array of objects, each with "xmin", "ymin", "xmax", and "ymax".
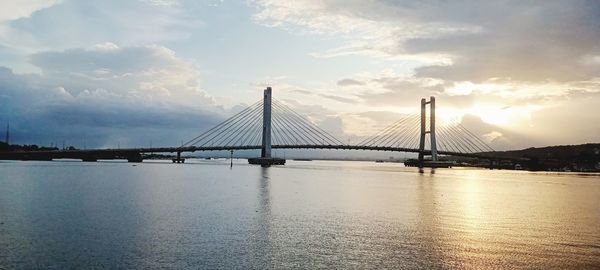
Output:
[{"xmin": 483, "ymin": 143, "xmax": 600, "ymax": 171}]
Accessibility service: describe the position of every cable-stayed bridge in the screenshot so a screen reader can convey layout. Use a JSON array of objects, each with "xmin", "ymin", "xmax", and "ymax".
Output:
[{"xmin": 0, "ymin": 87, "xmax": 503, "ymax": 167}]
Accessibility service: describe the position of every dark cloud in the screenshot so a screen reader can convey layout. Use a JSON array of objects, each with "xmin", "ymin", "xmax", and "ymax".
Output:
[
  {"xmin": 337, "ymin": 78, "xmax": 365, "ymax": 87},
  {"xmin": 403, "ymin": 1, "xmax": 600, "ymax": 82},
  {"xmin": 30, "ymin": 45, "xmax": 177, "ymax": 75},
  {"xmin": 256, "ymin": 1, "xmax": 600, "ymax": 83},
  {"xmin": 289, "ymin": 89, "xmax": 313, "ymax": 95},
  {"xmin": 6, "ymin": 44, "xmax": 224, "ymax": 148},
  {"xmin": 286, "ymin": 87, "xmax": 357, "ymax": 104},
  {"xmin": 355, "ymin": 75, "xmax": 443, "ymax": 107},
  {"xmin": 26, "ymin": 44, "xmax": 212, "ymax": 104},
  {"xmin": 318, "ymin": 94, "xmax": 356, "ymax": 104}
]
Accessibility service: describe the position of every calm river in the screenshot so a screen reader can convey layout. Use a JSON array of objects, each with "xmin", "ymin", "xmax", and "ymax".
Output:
[{"xmin": 1, "ymin": 159, "xmax": 599, "ymax": 269}]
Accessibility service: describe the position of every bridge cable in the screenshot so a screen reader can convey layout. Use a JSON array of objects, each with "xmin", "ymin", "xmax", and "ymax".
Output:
[
  {"xmin": 272, "ymin": 111, "xmax": 312, "ymax": 145},
  {"xmin": 203, "ymin": 102, "xmax": 262, "ymax": 147},
  {"xmin": 222, "ymin": 104, "xmax": 264, "ymax": 147},
  {"xmin": 272, "ymin": 104, "xmax": 318, "ymax": 145},
  {"xmin": 272, "ymin": 112, "xmax": 301, "ymax": 145},
  {"xmin": 272, "ymin": 101, "xmax": 341, "ymax": 145},
  {"xmin": 279, "ymin": 111, "xmax": 327, "ymax": 145},
  {"xmin": 440, "ymin": 126, "xmax": 468, "ymax": 153},
  {"xmin": 181, "ymin": 100, "xmax": 261, "ymax": 148},
  {"xmin": 438, "ymin": 125, "xmax": 460, "ymax": 153},
  {"xmin": 441, "ymin": 123, "xmax": 471, "ymax": 153},
  {"xmin": 273, "ymin": 99, "xmax": 344, "ymax": 145},
  {"xmin": 456, "ymin": 123, "xmax": 495, "ymax": 152},
  {"xmin": 357, "ymin": 115, "xmax": 413, "ymax": 146},
  {"xmin": 390, "ymin": 115, "xmax": 422, "ymax": 149},
  {"xmin": 212, "ymin": 104, "xmax": 261, "ymax": 146},
  {"xmin": 196, "ymin": 102, "xmax": 262, "ymax": 147},
  {"xmin": 272, "ymin": 101, "xmax": 324, "ymax": 145},
  {"xmin": 444, "ymin": 119, "xmax": 484, "ymax": 153},
  {"xmin": 272, "ymin": 105, "xmax": 319, "ymax": 145},
  {"xmin": 401, "ymin": 116, "xmax": 422, "ymax": 149},
  {"xmin": 435, "ymin": 124, "xmax": 459, "ymax": 153},
  {"xmin": 445, "ymin": 119, "xmax": 486, "ymax": 153},
  {"xmin": 436, "ymin": 125, "xmax": 461, "ymax": 153},
  {"xmin": 366, "ymin": 114, "xmax": 416, "ymax": 147},
  {"xmin": 233, "ymin": 107, "xmax": 266, "ymax": 147},
  {"xmin": 272, "ymin": 100, "xmax": 338, "ymax": 145},
  {"xmin": 404, "ymin": 121, "xmax": 423, "ymax": 150},
  {"xmin": 380, "ymin": 114, "xmax": 421, "ymax": 148},
  {"xmin": 358, "ymin": 113, "xmax": 418, "ymax": 147},
  {"xmin": 185, "ymin": 102, "xmax": 261, "ymax": 147}
]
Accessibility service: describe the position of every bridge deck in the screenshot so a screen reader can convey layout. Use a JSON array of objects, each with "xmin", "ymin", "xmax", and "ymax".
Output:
[{"xmin": 0, "ymin": 144, "xmax": 512, "ymax": 161}]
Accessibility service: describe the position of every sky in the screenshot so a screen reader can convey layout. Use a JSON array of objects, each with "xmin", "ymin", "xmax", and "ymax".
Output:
[{"xmin": 0, "ymin": 0, "xmax": 599, "ymax": 151}]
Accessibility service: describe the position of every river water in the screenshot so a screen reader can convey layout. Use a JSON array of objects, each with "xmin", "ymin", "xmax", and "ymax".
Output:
[{"xmin": 0, "ymin": 159, "xmax": 599, "ymax": 269}]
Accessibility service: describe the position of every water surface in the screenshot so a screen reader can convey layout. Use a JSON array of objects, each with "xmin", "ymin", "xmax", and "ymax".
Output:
[{"xmin": 1, "ymin": 159, "xmax": 599, "ymax": 269}]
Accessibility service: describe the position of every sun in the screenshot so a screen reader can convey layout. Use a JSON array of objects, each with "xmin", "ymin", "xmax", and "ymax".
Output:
[
  {"xmin": 436, "ymin": 106, "xmax": 513, "ymax": 127},
  {"xmin": 468, "ymin": 106, "xmax": 511, "ymax": 126},
  {"xmin": 435, "ymin": 108, "xmax": 465, "ymax": 126}
]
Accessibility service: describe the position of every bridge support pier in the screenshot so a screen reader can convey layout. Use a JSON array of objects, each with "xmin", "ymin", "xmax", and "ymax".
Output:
[
  {"xmin": 418, "ymin": 96, "xmax": 438, "ymax": 168},
  {"xmin": 172, "ymin": 151, "xmax": 185, "ymax": 163},
  {"xmin": 127, "ymin": 152, "xmax": 143, "ymax": 163}
]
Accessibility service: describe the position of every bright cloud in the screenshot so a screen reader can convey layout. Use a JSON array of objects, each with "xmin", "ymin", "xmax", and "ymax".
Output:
[
  {"xmin": 0, "ymin": 0, "xmax": 61, "ymax": 22},
  {"xmin": 249, "ymin": 0, "xmax": 600, "ymax": 148},
  {"xmin": 29, "ymin": 43, "xmax": 214, "ymax": 106}
]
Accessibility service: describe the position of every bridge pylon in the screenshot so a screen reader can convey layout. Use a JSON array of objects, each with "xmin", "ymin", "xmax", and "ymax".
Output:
[
  {"xmin": 418, "ymin": 96, "xmax": 438, "ymax": 166},
  {"xmin": 261, "ymin": 87, "xmax": 272, "ymax": 158},
  {"xmin": 249, "ymin": 87, "xmax": 285, "ymax": 166}
]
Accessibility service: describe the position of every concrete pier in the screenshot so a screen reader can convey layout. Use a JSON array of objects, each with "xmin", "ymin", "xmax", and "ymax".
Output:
[
  {"xmin": 248, "ymin": 157, "xmax": 286, "ymax": 166},
  {"xmin": 172, "ymin": 151, "xmax": 185, "ymax": 163},
  {"xmin": 405, "ymin": 159, "xmax": 452, "ymax": 168},
  {"xmin": 126, "ymin": 153, "xmax": 143, "ymax": 162}
]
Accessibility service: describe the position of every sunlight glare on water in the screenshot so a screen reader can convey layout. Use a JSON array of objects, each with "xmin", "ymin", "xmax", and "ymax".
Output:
[{"xmin": 0, "ymin": 159, "xmax": 599, "ymax": 269}]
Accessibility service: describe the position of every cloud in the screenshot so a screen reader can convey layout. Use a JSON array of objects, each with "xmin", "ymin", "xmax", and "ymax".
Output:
[
  {"xmin": 355, "ymin": 111, "xmax": 405, "ymax": 124},
  {"xmin": 143, "ymin": 0, "xmax": 180, "ymax": 7},
  {"xmin": 316, "ymin": 69, "xmax": 599, "ymax": 149},
  {"xmin": 318, "ymin": 94, "xmax": 356, "ymax": 104},
  {"xmin": 458, "ymin": 114, "xmax": 534, "ymax": 150},
  {"xmin": 337, "ymin": 78, "xmax": 364, "ymax": 87},
  {"xmin": 0, "ymin": 44, "xmax": 237, "ymax": 147},
  {"xmin": 0, "ymin": 0, "xmax": 62, "ymax": 56},
  {"xmin": 276, "ymin": 98, "xmax": 347, "ymax": 139},
  {"xmin": 0, "ymin": 65, "xmax": 224, "ymax": 148},
  {"xmin": 526, "ymin": 91, "xmax": 600, "ymax": 145},
  {"xmin": 252, "ymin": 1, "xmax": 600, "ymax": 83},
  {"xmin": 29, "ymin": 43, "xmax": 214, "ymax": 106},
  {"xmin": 289, "ymin": 89, "xmax": 312, "ymax": 95},
  {"xmin": 251, "ymin": 0, "xmax": 477, "ymax": 62},
  {"xmin": 339, "ymin": 71, "xmax": 444, "ymax": 108},
  {"xmin": 0, "ymin": 0, "xmax": 204, "ymax": 59},
  {"xmin": 0, "ymin": 0, "xmax": 61, "ymax": 22}
]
